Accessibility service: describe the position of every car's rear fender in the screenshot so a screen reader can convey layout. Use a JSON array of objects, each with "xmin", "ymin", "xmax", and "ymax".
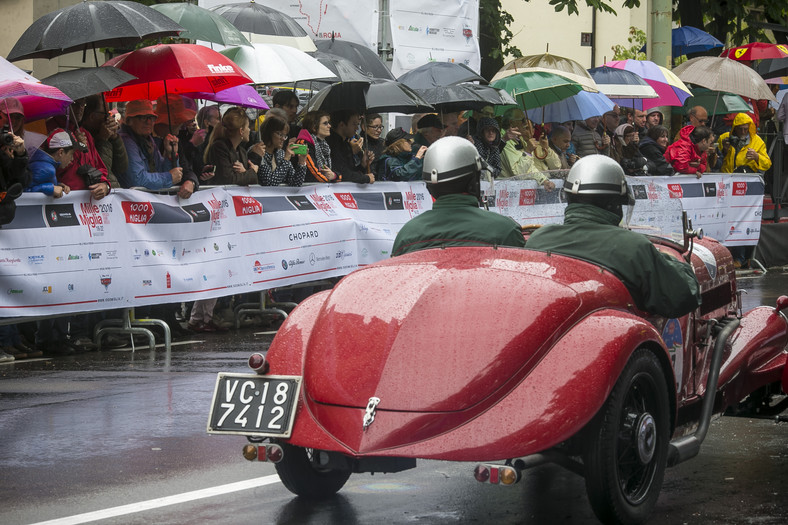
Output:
[{"xmin": 277, "ymin": 309, "xmax": 674, "ymax": 462}]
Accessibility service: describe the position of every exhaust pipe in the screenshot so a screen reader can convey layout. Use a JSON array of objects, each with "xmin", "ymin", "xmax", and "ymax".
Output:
[{"xmin": 667, "ymin": 317, "xmax": 740, "ymax": 466}]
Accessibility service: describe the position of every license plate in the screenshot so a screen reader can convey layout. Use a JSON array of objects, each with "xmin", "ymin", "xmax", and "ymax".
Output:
[{"xmin": 207, "ymin": 373, "xmax": 301, "ymax": 438}]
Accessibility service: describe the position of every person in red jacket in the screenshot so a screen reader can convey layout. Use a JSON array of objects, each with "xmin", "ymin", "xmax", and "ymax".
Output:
[{"xmin": 664, "ymin": 125, "xmax": 713, "ymax": 178}]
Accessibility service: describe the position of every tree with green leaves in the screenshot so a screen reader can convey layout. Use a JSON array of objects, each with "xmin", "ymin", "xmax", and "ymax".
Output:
[{"xmin": 479, "ymin": 0, "xmax": 788, "ymax": 80}]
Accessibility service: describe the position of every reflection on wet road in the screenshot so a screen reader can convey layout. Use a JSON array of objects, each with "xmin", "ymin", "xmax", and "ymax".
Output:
[{"xmin": 0, "ymin": 271, "xmax": 787, "ymax": 524}]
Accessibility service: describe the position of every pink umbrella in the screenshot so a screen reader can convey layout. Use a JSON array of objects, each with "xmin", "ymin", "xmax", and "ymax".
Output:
[
  {"xmin": 0, "ymin": 80, "xmax": 72, "ymax": 121},
  {"xmin": 604, "ymin": 59, "xmax": 692, "ymax": 111},
  {"xmin": 186, "ymin": 84, "xmax": 269, "ymax": 109}
]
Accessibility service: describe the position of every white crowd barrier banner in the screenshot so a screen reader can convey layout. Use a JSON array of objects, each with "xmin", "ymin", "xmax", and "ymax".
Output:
[
  {"xmin": 198, "ymin": 0, "xmax": 380, "ymax": 50},
  {"xmin": 0, "ymin": 175, "xmax": 762, "ymax": 318},
  {"xmin": 389, "ymin": 0, "xmax": 481, "ymax": 77},
  {"xmin": 0, "ymin": 183, "xmax": 430, "ymax": 318},
  {"xmin": 486, "ymin": 174, "xmax": 763, "ymax": 246}
]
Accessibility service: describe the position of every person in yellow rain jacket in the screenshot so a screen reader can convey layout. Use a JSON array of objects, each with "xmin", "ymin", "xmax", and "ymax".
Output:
[{"xmin": 718, "ymin": 112, "xmax": 771, "ymax": 173}]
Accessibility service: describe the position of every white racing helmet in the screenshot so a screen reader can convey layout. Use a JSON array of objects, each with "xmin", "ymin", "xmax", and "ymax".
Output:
[
  {"xmin": 422, "ymin": 136, "xmax": 485, "ymax": 184},
  {"xmin": 563, "ymin": 154, "xmax": 634, "ymax": 206}
]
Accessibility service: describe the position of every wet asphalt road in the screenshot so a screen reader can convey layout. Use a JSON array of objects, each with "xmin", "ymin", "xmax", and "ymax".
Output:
[{"xmin": 1, "ymin": 271, "xmax": 788, "ymax": 525}]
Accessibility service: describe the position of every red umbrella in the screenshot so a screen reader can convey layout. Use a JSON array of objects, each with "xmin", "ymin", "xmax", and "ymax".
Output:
[
  {"xmin": 724, "ymin": 42, "xmax": 788, "ymax": 61},
  {"xmin": 102, "ymin": 44, "xmax": 252, "ymax": 102}
]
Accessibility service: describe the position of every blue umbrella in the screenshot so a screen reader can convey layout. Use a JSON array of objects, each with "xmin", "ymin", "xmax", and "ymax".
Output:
[
  {"xmin": 639, "ymin": 26, "xmax": 724, "ymax": 57},
  {"xmin": 537, "ymin": 90, "xmax": 615, "ymax": 123}
]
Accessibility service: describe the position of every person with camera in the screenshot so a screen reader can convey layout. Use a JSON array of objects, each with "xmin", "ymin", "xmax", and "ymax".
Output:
[
  {"xmin": 664, "ymin": 125, "xmax": 713, "ymax": 178},
  {"xmin": 118, "ymin": 99, "xmax": 182, "ymax": 190},
  {"xmin": 45, "ymin": 98, "xmax": 112, "ymax": 200},
  {"xmin": 254, "ymin": 114, "xmax": 306, "ymax": 187},
  {"xmin": 718, "ymin": 112, "xmax": 771, "ymax": 174}
]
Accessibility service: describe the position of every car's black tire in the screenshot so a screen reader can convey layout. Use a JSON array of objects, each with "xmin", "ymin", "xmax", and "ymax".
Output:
[
  {"xmin": 584, "ymin": 348, "xmax": 670, "ymax": 525},
  {"xmin": 275, "ymin": 444, "xmax": 351, "ymax": 499}
]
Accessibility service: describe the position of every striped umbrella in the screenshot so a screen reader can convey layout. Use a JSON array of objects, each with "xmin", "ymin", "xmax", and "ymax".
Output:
[
  {"xmin": 672, "ymin": 56, "xmax": 776, "ymax": 101},
  {"xmin": 604, "ymin": 59, "xmax": 692, "ymax": 111},
  {"xmin": 493, "ymin": 53, "xmax": 599, "ymax": 93}
]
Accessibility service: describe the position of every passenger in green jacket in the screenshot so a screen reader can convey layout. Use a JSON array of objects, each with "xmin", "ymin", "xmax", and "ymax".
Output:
[
  {"xmin": 527, "ymin": 155, "xmax": 701, "ymax": 319},
  {"xmin": 392, "ymin": 136, "xmax": 526, "ymax": 256}
]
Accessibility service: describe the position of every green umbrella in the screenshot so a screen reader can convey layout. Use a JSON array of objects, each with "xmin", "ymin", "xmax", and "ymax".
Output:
[
  {"xmin": 151, "ymin": 2, "xmax": 252, "ymax": 47},
  {"xmin": 491, "ymin": 71, "xmax": 583, "ymax": 111},
  {"xmin": 683, "ymin": 87, "xmax": 752, "ymax": 115}
]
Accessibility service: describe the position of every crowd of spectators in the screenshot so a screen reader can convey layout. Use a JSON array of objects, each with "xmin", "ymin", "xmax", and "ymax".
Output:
[{"xmin": 0, "ymin": 86, "xmax": 777, "ymax": 361}]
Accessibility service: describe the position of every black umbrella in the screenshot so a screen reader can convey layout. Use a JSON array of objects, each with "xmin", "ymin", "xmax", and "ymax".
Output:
[
  {"xmin": 314, "ymin": 39, "xmax": 395, "ymax": 81},
  {"xmin": 40, "ymin": 67, "xmax": 137, "ymax": 102},
  {"xmin": 210, "ymin": 1, "xmax": 307, "ymax": 38},
  {"xmin": 305, "ymin": 80, "xmax": 434, "ymax": 114},
  {"xmin": 755, "ymin": 57, "xmax": 788, "ymax": 81},
  {"xmin": 313, "ymin": 51, "xmax": 373, "ymax": 83},
  {"xmin": 7, "ymin": 1, "xmax": 183, "ymax": 63},
  {"xmin": 398, "ymin": 62, "xmax": 486, "ymax": 89},
  {"xmin": 414, "ymin": 83, "xmax": 516, "ymax": 113}
]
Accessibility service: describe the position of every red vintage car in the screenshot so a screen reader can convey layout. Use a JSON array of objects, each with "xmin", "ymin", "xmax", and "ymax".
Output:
[{"xmin": 208, "ymin": 225, "xmax": 788, "ymax": 525}]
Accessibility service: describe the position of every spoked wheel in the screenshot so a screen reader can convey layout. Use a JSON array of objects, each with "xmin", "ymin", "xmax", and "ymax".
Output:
[
  {"xmin": 275, "ymin": 443, "xmax": 351, "ymax": 499},
  {"xmin": 584, "ymin": 349, "xmax": 670, "ymax": 525}
]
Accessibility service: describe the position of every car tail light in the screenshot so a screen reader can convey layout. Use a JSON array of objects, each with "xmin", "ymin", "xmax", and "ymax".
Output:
[
  {"xmin": 473, "ymin": 463, "xmax": 520, "ymax": 485},
  {"xmin": 242, "ymin": 444, "xmax": 257, "ymax": 461},
  {"xmin": 248, "ymin": 353, "xmax": 269, "ymax": 374},
  {"xmin": 241, "ymin": 443, "xmax": 284, "ymax": 463},
  {"xmin": 473, "ymin": 464, "xmax": 490, "ymax": 482}
]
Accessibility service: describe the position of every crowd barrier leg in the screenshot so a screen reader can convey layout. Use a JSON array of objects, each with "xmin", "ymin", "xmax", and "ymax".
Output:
[
  {"xmin": 234, "ymin": 291, "xmax": 288, "ymax": 329},
  {"xmin": 93, "ymin": 307, "xmax": 171, "ymax": 353}
]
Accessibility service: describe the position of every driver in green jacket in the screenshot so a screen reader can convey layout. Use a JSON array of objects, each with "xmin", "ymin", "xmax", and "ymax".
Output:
[
  {"xmin": 392, "ymin": 136, "xmax": 526, "ymax": 256},
  {"xmin": 527, "ymin": 155, "xmax": 701, "ymax": 319}
]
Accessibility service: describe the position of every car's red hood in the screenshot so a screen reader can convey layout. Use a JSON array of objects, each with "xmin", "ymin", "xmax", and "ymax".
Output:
[{"xmin": 302, "ymin": 249, "xmax": 620, "ymax": 413}]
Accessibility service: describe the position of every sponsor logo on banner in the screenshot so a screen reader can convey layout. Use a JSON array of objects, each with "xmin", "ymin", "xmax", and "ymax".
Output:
[
  {"xmin": 282, "ymin": 258, "xmax": 305, "ymax": 270},
  {"xmin": 100, "ymin": 275, "xmax": 111, "ymax": 292},
  {"xmin": 309, "ymin": 192, "xmax": 337, "ymax": 216},
  {"xmin": 67, "ymin": 284, "xmax": 74, "ymax": 291},
  {"xmin": 42, "ymin": 286, "xmax": 52, "ymax": 294},
  {"xmin": 253, "ymin": 260, "xmax": 275, "ymax": 273},
  {"xmin": 519, "ymin": 189, "xmax": 536, "ymax": 206},
  {"xmin": 121, "ymin": 201, "xmax": 155, "ymax": 224},
  {"xmin": 88, "ymin": 252, "xmax": 101, "ymax": 260},
  {"xmin": 703, "ymin": 183, "xmax": 717, "ymax": 197},
  {"xmin": 463, "ymin": 26, "xmax": 473, "ymax": 40},
  {"xmin": 68, "ymin": 254, "xmax": 80, "ymax": 261},
  {"xmin": 404, "ymin": 188, "xmax": 425, "ymax": 217},
  {"xmin": 746, "ymin": 227, "xmax": 760, "ymax": 235},
  {"xmin": 232, "ymin": 195, "xmax": 262, "ymax": 216},
  {"xmin": 426, "ymin": 27, "xmax": 439, "ymax": 35},
  {"xmin": 733, "ymin": 181, "xmax": 747, "ymax": 196},
  {"xmin": 182, "ymin": 203, "xmax": 211, "ymax": 222},
  {"xmin": 7, "ymin": 288, "xmax": 23, "ymax": 295},
  {"xmin": 667, "ymin": 184, "xmax": 683, "ymax": 198},
  {"xmin": 45, "ymin": 204, "xmax": 80, "ymax": 227},
  {"xmin": 78, "ymin": 202, "xmax": 109, "ymax": 237},
  {"xmin": 288, "ymin": 195, "xmax": 316, "ymax": 210},
  {"xmin": 142, "ymin": 280, "xmax": 152, "ymax": 287},
  {"xmin": 336, "ymin": 250, "xmax": 353, "ymax": 260},
  {"xmin": 28, "ymin": 255, "xmax": 44, "ymax": 265},
  {"xmin": 443, "ymin": 28, "xmax": 455, "ymax": 37},
  {"xmin": 496, "ymin": 188, "xmax": 511, "ymax": 208},
  {"xmin": 0, "ymin": 257, "xmax": 21, "ymax": 266},
  {"xmin": 289, "ymin": 229, "xmax": 319, "ymax": 242},
  {"xmin": 206, "ymin": 193, "xmax": 229, "ymax": 230},
  {"xmin": 384, "ymin": 192, "xmax": 404, "ymax": 210},
  {"xmin": 334, "ymin": 192, "xmax": 359, "ymax": 209},
  {"xmin": 361, "ymin": 248, "xmax": 369, "ymax": 258}
]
